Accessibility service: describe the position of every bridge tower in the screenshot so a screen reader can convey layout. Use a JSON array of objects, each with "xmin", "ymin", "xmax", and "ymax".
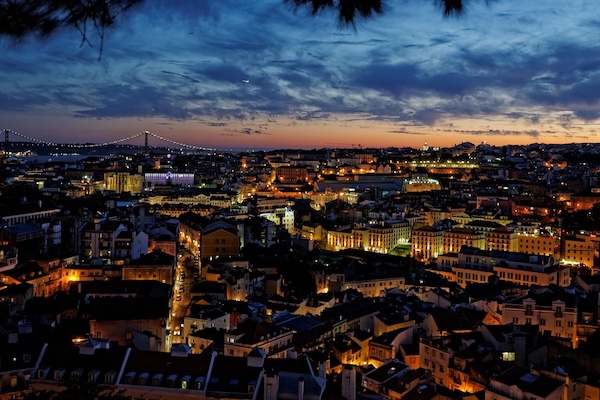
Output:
[
  {"xmin": 144, "ymin": 131, "xmax": 149, "ymax": 155},
  {"xmin": 2, "ymin": 129, "xmax": 9, "ymax": 152}
]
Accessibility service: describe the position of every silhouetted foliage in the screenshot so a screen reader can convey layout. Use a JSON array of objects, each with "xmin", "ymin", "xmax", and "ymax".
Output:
[
  {"xmin": 1, "ymin": 0, "xmax": 472, "ymax": 43},
  {"xmin": 1, "ymin": 0, "xmax": 477, "ymax": 60},
  {"xmin": 286, "ymin": 0, "xmax": 469, "ymax": 26},
  {"xmin": 0, "ymin": 0, "xmax": 142, "ymax": 59},
  {"xmin": 286, "ymin": 0, "xmax": 384, "ymax": 25}
]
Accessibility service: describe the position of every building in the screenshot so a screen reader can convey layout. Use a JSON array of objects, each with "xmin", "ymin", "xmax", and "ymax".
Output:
[
  {"xmin": 518, "ymin": 234, "xmax": 555, "ymax": 256},
  {"xmin": 486, "ymin": 226, "xmax": 519, "ymax": 252},
  {"xmin": 570, "ymin": 188, "xmax": 600, "ymax": 211},
  {"xmin": 143, "ymin": 172, "xmax": 195, "ymax": 191},
  {"xmin": 79, "ymin": 220, "xmax": 128, "ymax": 262},
  {"xmin": 412, "ymin": 225, "xmax": 443, "ymax": 262},
  {"xmin": 340, "ymin": 276, "xmax": 405, "ymax": 298},
  {"xmin": 259, "ymin": 207, "xmax": 295, "ymax": 234},
  {"xmin": 30, "ymin": 339, "xmax": 325, "ymax": 399},
  {"xmin": 326, "ymin": 227, "xmax": 367, "ymax": 252},
  {"xmin": 183, "ymin": 307, "xmax": 230, "ymax": 344},
  {"xmin": 0, "ymin": 245, "xmax": 18, "ymax": 273},
  {"xmin": 122, "ymin": 249, "xmax": 175, "ymax": 286},
  {"xmin": 435, "ymin": 246, "xmax": 570, "ymax": 288},
  {"xmin": 0, "ymin": 206, "xmax": 60, "ymax": 227},
  {"xmin": 563, "ymin": 233, "xmax": 600, "ymax": 267},
  {"xmin": 201, "ymin": 221, "xmax": 240, "ymax": 260},
  {"xmin": 273, "ymin": 166, "xmax": 309, "ymax": 182},
  {"xmin": 485, "ymin": 365, "xmax": 565, "ymax": 400},
  {"xmin": 365, "ymin": 220, "xmax": 411, "ymax": 254},
  {"xmin": 368, "ymin": 326, "xmax": 414, "ymax": 368},
  {"xmin": 403, "ymin": 177, "xmax": 441, "ymax": 192},
  {"xmin": 362, "ymin": 360, "xmax": 411, "ymax": 396},
  {"xmin": 501, "ymin": 296, "xmax": 577, "ymax": 347},
  {"xmin": 420, "ymin": 336, "xmax": 453, "ymax": 388},
  {"xmin": 114, "ymin": 230, "xmax": 148, "ymax": 263},
  {"xmin": 223, "ymin": 318, "xmax": 294, "ymax": 358},
  {"xmin": 104, "ymin": 171, "xmax": 143, "ymax": 194},
  {"xmin": 88, "ymin": 297, "xmax": 170, "ymax": 352},
  {"xmin": 442, "ymin": 227, "xmax": 485, "ymax": 254}
]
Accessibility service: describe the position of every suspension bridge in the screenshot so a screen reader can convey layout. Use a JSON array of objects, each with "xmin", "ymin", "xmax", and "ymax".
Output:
[{"xmin": 1, "ymin": 129, "xmax": 215, "ymax": 154}]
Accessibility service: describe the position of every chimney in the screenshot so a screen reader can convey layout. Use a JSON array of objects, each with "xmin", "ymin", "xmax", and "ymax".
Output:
[
  {"xmin": 297, "ymin": 377, "xmax": 304, "ymax": 400},
  {"xmin": 318, "ymin": 360, "xmax": 327, "ymax": 380},
  {"xmin": 264, "ymin": 371, "xmax": 279, "ymax": 400},
  {"xmin": 341, "ymin": 365, "xmax": 356, "ymax": 400}
]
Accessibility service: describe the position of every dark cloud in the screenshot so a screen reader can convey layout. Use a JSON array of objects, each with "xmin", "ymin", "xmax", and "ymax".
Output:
[
  {"xmin": 222, "ymin": 127, "xmax": 270, "ymax": 136},
  {"xmin": 0, "ymin": 92, "xmax": 54, "ymax": 112},
  {"xmin": 388, "ymin": 130, "xmax": 426, "ymax": 135},
  {"xmin": 353, "ymin": 64, "xmax": 420, "ymax": 96},
  {"xmin": 295, "ymin": 112, "xmax": 332, "ymax": 121},
  {"xmin": 446, "ymin": 129, "xmax": 540, "ymax": 137},
  {"xmin": 75, "ymin": 86, "xmax": 191, "ymax": 119},
  {"xmin": 198, "ymin": 65, "xmax": 250, "ymax": 84}
]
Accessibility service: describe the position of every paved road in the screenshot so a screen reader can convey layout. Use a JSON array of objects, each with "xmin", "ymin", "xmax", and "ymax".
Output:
[{"xmin": 170, "ymin": 252, "xmax": 199, "ymax": 345}]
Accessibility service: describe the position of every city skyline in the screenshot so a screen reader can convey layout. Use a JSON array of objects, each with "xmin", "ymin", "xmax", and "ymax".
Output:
[{"xmin": 2, "ymin": 0, "xmax": 600, "ymax": 149}]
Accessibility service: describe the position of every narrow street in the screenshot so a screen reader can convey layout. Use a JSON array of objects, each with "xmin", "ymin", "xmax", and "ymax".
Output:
[{"xmin": 170, "ymin": 250, "xmax": 197, "ymax": 344}]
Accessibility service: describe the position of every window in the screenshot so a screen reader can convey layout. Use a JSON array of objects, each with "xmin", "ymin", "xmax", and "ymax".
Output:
[{"xmin": 556, "ymin": 320, "xmax": 562, "ymax": 327}]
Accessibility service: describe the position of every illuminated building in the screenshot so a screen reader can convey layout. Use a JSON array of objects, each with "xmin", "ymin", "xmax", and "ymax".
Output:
[{"xmin": 411, "ymin": 226, "xmax": 443, "ymax": 262}]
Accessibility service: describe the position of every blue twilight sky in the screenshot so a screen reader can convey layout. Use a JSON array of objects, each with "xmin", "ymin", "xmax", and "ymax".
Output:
[{"xmin": 2, "ymin": 0, "xmax": 600, "ymax": 150}]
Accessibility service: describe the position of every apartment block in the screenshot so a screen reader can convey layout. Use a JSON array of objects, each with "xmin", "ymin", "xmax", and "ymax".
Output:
[
  {"xmin": 442, "ymin": 227, "xmax": 485, "ymax": 254},
  {"xmin": 435, "ymin": 246, "xmax": 570, "ymax": 288},
  {"xmin": 412, "ymin": 225, "xmax": 443, "ymax": 262},
  {"xmin": 501, "ymin": 297, "xmax": 577, "ymax": 347},
  {"xmin": 518, "ymin": 234, "xmax": 555, "ymax": 256},
  {"xmin": 486, "ymin": 226, "xmax": 518, "ymax": 252}
]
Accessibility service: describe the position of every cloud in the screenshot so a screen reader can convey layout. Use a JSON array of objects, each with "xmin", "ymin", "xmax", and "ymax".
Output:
[
  {"xmin": 75, "ymin": 85, "xmax": 192, "ymax": 119},
  {"xmin": 388, "ymin": 130, "xmax": 426, "ymax": 135},
  {"xmin": 445, "ymin": 129, "xmax": 541, "ymax": 138},
  {"xmin": 223, "ymin": 127, "xmax": 270, "ymax": 136},
  {"xmin": 3, "ymin": 0, "xmax": 600, "ymax": 146}
]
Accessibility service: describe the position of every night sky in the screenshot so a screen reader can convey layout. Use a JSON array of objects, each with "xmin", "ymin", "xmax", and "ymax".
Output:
[{"xmin": 2, "ymin": 0, "xmax": 600, "ymax": 150}]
